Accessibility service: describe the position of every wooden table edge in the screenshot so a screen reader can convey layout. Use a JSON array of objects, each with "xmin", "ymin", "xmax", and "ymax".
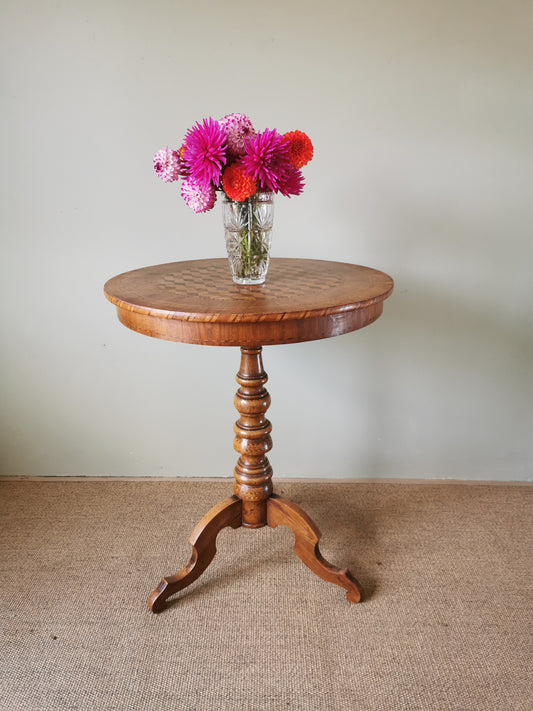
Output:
[
  {"xmin": 102, "ymin": 283, "xmax": 394, "ymax": 325},
  {"xmin": 103, "ymin": 258, "xmax": 394, "ymax": 346}
]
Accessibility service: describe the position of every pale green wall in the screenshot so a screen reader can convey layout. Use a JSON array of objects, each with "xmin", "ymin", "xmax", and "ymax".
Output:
[{"xmin": 1, "ymin": 0, "xmax": 531, "ymax": 480}]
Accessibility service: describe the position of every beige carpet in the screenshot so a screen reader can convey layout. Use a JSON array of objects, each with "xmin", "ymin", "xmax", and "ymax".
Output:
[{"xmin": 0, "ymin": 478, "xmax": 531, "ymax": 711}]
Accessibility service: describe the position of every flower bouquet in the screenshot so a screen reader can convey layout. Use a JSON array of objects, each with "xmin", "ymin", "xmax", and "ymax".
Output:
[{"xmin": 153, "ymin": 113, "xmax": 313, "ymax": 284}]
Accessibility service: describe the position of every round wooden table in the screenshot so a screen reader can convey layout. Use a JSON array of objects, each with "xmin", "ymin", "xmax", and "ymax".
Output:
[{"xmin": 104, "ymin": 258, "xmax": 393, "ymax": 611}]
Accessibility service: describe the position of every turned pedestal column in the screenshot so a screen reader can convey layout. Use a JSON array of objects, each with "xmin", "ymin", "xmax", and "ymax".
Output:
[{"xmin": 233, "ymin": 347, "xmax": 273, "ymax": 528}]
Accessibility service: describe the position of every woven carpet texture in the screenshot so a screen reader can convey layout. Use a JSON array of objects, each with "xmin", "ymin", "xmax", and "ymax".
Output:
[{"xmin": 1, "ymin": 479, "xmax": 531, "ymax": 711}]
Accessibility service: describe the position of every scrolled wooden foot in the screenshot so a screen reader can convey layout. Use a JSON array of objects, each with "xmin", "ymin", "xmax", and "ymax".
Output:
[
  {"xmin": 267, "ymin": 494, "xmax": 362, "ymax": 603},
  {"xmin": 148, "ymin": 496, "xmax": 242, "ymax": 612}
]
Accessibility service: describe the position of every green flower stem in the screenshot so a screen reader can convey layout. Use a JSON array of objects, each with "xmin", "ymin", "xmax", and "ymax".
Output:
[
  {"xmin": 224, "ymin": 192, "xmax": 273, "ymax": 283},
  {"xmin": 235, "ymin": 199, "xmax": 269, "ymax": 279}
]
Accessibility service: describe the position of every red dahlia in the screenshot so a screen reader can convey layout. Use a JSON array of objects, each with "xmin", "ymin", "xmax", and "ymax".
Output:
[
  {"xmin": 283, "ymin": 130, "xmax": 314, "ymax": 169},
  {"xmin": 222, "ymin": 163, "xmax": 257, "ymax": 202}
]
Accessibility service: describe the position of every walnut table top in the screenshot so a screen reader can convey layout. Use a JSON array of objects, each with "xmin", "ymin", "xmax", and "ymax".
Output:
[{"xmin": 104, "ymin": 258, "xmax": 393, "ymax": 346}]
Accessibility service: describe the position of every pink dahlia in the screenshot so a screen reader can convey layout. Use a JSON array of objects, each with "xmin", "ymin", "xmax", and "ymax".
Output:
[
  {"xmin": 240, "ymin": 128, "xmax": 293, "ymax": 193},
  {"xmin": 181, "ymin": 178, "xmax": 217, "ymax": 213},
  {"xmin": 153, "ymin": 147, "xmax": 183, "ymax": 183},
  {"xmin": 183, "ymin": 117, "xmax": 227, "ymax": 188},
  {"xmin": 218, "ymin": 113, "xmax": 256, "ymax": 156},
  {"xmin": 276, "ymin": 166, "xmax": 305, "ymax": 198}
]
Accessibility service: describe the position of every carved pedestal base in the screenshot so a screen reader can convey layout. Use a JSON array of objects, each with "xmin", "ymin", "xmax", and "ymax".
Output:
[
  {"xmin": 148, "ymin": 347, "xmax": 362, "ymax": 612},
  {"xmin": 148, "ymin": 494, "xmax": 361, "ymax": 612}
]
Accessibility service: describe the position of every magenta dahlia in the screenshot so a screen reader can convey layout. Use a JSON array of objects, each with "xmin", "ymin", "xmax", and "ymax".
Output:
[
  {"xmin": 239, "ymin": 129, "xmax": 293, "ymax": 193},
  {"xmin": 153, "ymin": 147, "xmax": 183, "ymax": 183},
  {"xmin": 276, "ymin": 166, "xmax": 305, "ymax": 197},
  {"xmin": 180, "ymin": 177, "xmax": 217, "ymax": 213},
  {"xmin": 183, "ymin": 117, "xmax": 227, "ymax": 188},
  {"xmin": 218, "ymin": 113, "xmax": 256, "ymax": 156}
]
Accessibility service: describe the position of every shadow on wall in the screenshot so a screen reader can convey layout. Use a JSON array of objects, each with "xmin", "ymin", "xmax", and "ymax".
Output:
[
  {"xmin": 318, "ymin": 142, "xmax": 532, "ymax": 479},
  {"xmin": 334, "ymin": 275, "xmax": 533, "ymax": 479}
]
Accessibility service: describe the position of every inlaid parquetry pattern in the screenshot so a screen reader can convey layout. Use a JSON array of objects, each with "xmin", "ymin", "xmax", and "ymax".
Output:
[
  {"xmin": 105, "ymin": 258, "xmax": 393, "ymax": 320},
  {"xmin": 104, "ymin": 258, "xmax": 393, "ymax": 346}
]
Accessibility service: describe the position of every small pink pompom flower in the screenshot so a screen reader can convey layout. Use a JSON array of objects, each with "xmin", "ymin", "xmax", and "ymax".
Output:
[
  {"xmin": 153, "ymin": 147, "xmax": 182, "ymax": 183},
  {"xmin": 180, "ymin": 177, "xmax": 217, "ymax": 213},
  {"xmin": 218, "ymin": 113, "xmax": 256, "ymax": 156}
]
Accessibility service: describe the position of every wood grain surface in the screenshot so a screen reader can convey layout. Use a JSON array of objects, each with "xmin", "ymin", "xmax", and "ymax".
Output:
[{"xmin": 104, "ymin": 258, "xmax": 393, "ymax": 346}]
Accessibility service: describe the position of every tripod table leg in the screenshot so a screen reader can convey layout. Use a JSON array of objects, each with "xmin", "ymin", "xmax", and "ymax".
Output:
[
  {"xmin": 266, "ymin": 494, "xmax": 362, "ymax": 603},
  {"xmin": 148, "ymin": 496, "xmax": 242, "ymax": 612}
]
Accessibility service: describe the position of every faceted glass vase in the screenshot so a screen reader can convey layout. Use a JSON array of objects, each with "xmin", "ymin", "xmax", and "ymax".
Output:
[{"xmin": 222, "ymin": 191, "xmax": 274, "ymax": 285}]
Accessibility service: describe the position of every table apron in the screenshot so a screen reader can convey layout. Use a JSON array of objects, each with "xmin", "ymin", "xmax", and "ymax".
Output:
[{"xmin": 115, "ymin": 302, "xmax": 384, "ymax": 346}]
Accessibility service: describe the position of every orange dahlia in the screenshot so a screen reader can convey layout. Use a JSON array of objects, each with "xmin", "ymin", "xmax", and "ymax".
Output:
[
  {"xmin": 283, "ymin": 130, "xmax": 314, "ymax": 169},
  {"xmin": 222, "ymin": 163, "xmax": 257, "ymax": 202}
]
